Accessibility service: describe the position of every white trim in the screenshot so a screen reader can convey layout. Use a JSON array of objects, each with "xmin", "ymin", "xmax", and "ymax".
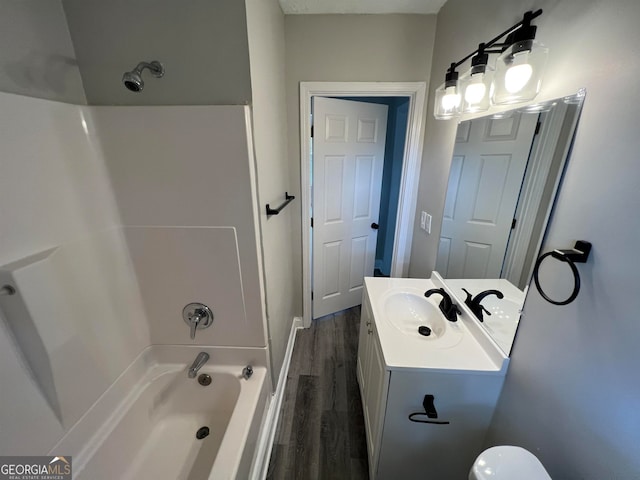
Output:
[
  {"xmin": 300, "ymin": 82, "xmax": 427, "ymax": 326},
  {"xmin": 243, "ymin": 106, "xmax": 271, "ymax": 352},
  {"xmin": 251, "ymin": 316, "xmax": 303, "ymax": 480},
  {"xmin": 520, "ymin": 100, "xmax": 584, "ymax": 285},
  {"xmin": 502, "ymin": 106, "xmax": 566, "ymax": 286}
]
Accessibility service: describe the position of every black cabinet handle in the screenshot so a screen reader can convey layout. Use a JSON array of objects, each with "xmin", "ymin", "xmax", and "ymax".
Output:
[
  {"xmin": 408, "ymin": 395, "xmax": 450, "ymax": 425},
  {"xmin": 371, "ymin": 222, "xmax": 379, "ymax": 230}
]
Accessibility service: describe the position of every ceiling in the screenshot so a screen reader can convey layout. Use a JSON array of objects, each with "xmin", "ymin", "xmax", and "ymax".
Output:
[{"xmin": 278, "ymin": 0, "xmax": 447, "ymax": 15}]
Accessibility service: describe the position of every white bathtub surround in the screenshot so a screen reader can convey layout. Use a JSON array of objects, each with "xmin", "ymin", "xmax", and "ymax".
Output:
[
  {"xmin": 0, "ymin": 92, "xmax": 150, "ymax": 454},
  {"xmin": 90, "ymin": 105, "xmax": 268, "ymax": 351},
  {"xmin": 0, "ymin": 231, "xmax": 149, "ymax": 429},
  {"xmin": 251, "ymin": 316, "xmax": 304, "ymax": 480},
  {"xmin": 125, "ymin": 226, "xmax": 256, "ymax": 346},
  {"xmin": 52, "ymin": 345, "xmax": 269, "ymax": 480},
  {"xmin": 0, "ymin": 93, "xmax": 272, "ymax": 465}
]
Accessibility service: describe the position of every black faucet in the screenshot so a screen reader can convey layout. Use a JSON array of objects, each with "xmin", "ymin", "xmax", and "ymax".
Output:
[
  {"xmin": 461, "ymin": 288, "xmax": 504, "ymax": 322},
  {"xmin": 424, "ymin": 288, "xmax": 461, "ymax": 322}
]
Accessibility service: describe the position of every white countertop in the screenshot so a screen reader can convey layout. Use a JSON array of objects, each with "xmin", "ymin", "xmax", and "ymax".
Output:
[
  {"xmin": 444, "ymin": 278, "xmax": 524, "ymax": 355},
  {"xmin": 364, "ymin": 275, "xmax": 507, "ymax": 374}
]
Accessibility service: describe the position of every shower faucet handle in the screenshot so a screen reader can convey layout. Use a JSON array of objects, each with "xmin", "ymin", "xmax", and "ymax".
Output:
[
  {"xmin": 183, "ymin": 303, "xmax": 214, "ymax": 340},
  {"xmin": 189, "ymin": 313, "xmax": 201, "ymax": 339}
]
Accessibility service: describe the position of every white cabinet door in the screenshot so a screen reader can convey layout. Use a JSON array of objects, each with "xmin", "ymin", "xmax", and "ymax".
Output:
[
  {"xmin": 357, "ymin": 291, "xmax": 390, "ymax": 478},
  {"xmin": 377, "ymin": 370, "xmax": 504, "ymax": 479},
  {"xmin": 356, "ymin": 294, "xmax": 373, "ymax": 393},
  {"xmin": 363, "ymin": 327, "xmax": 387, "ymax": 475}
]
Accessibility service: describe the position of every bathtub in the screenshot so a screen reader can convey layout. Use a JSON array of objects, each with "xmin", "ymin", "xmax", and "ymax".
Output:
[{"xmin": 51, "ymin": 346, "xmax": 270, "ymax": 480}]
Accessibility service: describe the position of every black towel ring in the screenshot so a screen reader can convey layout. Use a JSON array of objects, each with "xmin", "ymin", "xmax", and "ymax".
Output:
[
  {"xmin": 533, "ymin": 251, "xmax": 580, "ymax": 305},
  {"xmin": 532, "ymin": 241, "xmax": 591, "ymax": 306}
]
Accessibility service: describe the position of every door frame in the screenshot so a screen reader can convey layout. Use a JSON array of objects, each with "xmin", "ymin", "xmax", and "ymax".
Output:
[{"xmin": 300, "ymin": 82, "xmax": 427, "ymax": 326}]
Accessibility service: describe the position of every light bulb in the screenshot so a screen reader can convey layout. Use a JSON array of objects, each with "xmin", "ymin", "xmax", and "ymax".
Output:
[
  {"xmin": 441, "ymin": 86, "xmax": 461, "ymax": 112},
  {"xmin": 465, "ymin": 82, "xmax": 487, "ymax": 105},
  {"xmin": 505, "ymin": 63, "xmax": 533, "ymax": 93},
  {"xmin": 460, "ymin": 66, "xmax": 493, "ymax": 113},
  {"xmin": 434, "ymin": 65, "xmax": 462, "ymax": 119}
]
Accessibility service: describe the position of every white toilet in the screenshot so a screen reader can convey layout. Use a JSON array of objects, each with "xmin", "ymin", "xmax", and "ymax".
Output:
[{"xmin": 469, "ymin": 445, "xmax": 552, "ymax": 479}]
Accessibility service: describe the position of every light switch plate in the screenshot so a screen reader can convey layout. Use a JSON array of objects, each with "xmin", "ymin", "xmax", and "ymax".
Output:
[{"xmin": 420, "ymin": 211, "xmax": 432, "ymax": 234}]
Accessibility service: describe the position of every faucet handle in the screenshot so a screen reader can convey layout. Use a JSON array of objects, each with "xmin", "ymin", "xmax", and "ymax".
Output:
[
  {"xmin": 189, "ymin": 314, "xmax": 201, "ymax": 339},
  {"xmin": 183, "ymin": 303, "xmax": 214, "ymax": 340},
  {"xmin": 461, "ymin": 288, "xmax": 473, "ymax": 303},
  {"xmin": 425, "ymin": 288, "xmax": 460, "ymax": 322},
  {"xmin": 444, "ymin": 302, "xmax": 462, "ymax": 322}
]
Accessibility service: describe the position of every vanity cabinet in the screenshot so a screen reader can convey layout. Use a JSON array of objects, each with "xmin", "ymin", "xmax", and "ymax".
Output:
[
  {"xmin": 356, "ymin": 293, "xmax": 390, "ymax": 471},
  {"xmin": 357, "ymin": 285, "xmax": 505, "ymax": 479}
]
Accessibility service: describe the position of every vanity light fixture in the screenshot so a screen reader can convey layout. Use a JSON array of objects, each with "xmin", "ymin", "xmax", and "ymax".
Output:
[
  {"xmin": 434, "ymin": 63, "xmax": 462, "ymax": 120},
  {"xmin": 434, "ymin": 9, "xmax": 547, "ymax": 120},
  {"xmin": 491, "ymin": 11, "xmax": 548, "ymax": 105},
  {"xmin": 459, "ymin": 43, "xmax": 494, "ymax": 114}
]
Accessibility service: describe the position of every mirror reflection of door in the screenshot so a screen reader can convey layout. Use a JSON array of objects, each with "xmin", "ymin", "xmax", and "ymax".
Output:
[
  {"xmin": 435, "ymin": 92, "xmax": 586, "ymax": 355},
  {"xmin": 436, "ymin": 112, "xmax": 539, "ymax": 279},
  {"xmin": 311, "ymin": 97, "xmax": 409, "ymax": 319}
]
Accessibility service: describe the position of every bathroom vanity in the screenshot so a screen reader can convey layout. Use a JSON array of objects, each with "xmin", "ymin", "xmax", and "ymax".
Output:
[{"xmin": 357, "ymin": 275, "xmax": 508, "ymax": 479}]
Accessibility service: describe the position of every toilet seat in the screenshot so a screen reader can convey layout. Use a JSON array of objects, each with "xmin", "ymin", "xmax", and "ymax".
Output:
[{"xmin": 469, "ymin": 445, "xmax": 551, "ymax": 480}]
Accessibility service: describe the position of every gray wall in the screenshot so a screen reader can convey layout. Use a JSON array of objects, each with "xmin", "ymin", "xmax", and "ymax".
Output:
[
  {"xmin": 62, "ymin": 0, "xmax": 252, "ymax": 105},
  {"xmin": 412, "ymin": 0, "xmax": 640, "ymax": 477},
  {"xmin": 285, "ymin": 14, "xmax": 437, "ymax": 313},
  {"xmin": 0, "ymin": 1, "xmax": 85, "ymax": 103},
  {"xmin": 246, "ymin": 0, "xmax": 297, "ymax": 385}
]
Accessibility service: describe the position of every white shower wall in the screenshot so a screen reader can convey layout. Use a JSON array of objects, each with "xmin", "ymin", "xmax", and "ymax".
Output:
[
  {"xmin": 0, "ymin": 95, "xmax": 268, "ymax": 455},
  {"xmin": 90, "ymin": 105, "xmax": 267, "ymax": 348},
  {"xmin": 0, "ymin": 92, "xmax": 149, "ymax": 454}
]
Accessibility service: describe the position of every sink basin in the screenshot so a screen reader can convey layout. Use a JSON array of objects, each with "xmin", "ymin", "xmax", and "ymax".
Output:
[
  {"xmin": 380, "ymin": 288, "xmax": 464, "ymax": 348},
  {"xmin": 383, "ymin": 291, "xmax": 446, "ymax": 338}
]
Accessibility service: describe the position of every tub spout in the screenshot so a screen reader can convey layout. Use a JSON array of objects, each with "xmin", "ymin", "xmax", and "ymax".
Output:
[{"xmin": 188, "ymin": 352, "xmax": 210, "ymax": 378}]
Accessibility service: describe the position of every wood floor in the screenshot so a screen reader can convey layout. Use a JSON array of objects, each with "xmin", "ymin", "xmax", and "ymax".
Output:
[{"xmin": 267, "ymin": 306, "xmax": 369, "ymax": 480}]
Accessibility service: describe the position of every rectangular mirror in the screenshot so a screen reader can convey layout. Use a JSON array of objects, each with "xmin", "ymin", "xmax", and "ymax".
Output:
[{"xmin": 436, "ymin": 90, "xmax": 586, "ymax": 354}]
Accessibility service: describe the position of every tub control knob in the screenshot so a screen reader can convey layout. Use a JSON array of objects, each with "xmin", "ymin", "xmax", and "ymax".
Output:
[{"xmin": 183, "ymin": 303, "xmax": 214, "ymax": 340}]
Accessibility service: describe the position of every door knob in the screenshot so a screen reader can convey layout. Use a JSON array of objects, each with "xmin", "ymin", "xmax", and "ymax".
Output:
[{"xmin": 371, "ymin": 222, "xmax": 379, "ymax": 230}]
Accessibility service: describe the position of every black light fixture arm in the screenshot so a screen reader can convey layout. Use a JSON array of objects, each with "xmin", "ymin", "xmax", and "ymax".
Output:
[{"xmin": 447, "ymin": 9, "xmax": 543, "ymax": 72}]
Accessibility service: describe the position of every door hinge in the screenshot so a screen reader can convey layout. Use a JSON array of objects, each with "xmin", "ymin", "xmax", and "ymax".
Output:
[
  {"xmin": 311, "ymin": 291, "xmax": 314, "ymax": 300},
  {"xmin": 311, "ymin": 125, "xmax": 314, "ymax": 138},
  {"xmin": 511, "ymin": 218, "xmax": 517, "ymax": 230},
  {"xmin": 535, "ymin": 121, "xmax": 542, "ymax": 135},
  {"xmin": 311, "ymin": 217, "xmax": 313, "ymax": 228}
]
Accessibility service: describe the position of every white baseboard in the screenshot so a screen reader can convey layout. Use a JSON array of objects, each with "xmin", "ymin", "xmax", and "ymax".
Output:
[{"xmin": 251, "ymin": 316, "xmax": 302, "ymax": 480}]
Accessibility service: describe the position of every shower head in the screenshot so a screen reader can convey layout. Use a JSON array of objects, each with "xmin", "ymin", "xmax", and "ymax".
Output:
[{"xmin": 122, "ymin": 61, "xmax": 164, "ymax": 92}]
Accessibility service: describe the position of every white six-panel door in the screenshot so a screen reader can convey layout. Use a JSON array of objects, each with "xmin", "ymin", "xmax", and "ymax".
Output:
[
  {"xmin": 436, "ymin": 112, "xmax": 539, "ymax": 278},
  {"xmin": 312, "ymin": 97, "xmax": 388, "ymax": 319}
]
